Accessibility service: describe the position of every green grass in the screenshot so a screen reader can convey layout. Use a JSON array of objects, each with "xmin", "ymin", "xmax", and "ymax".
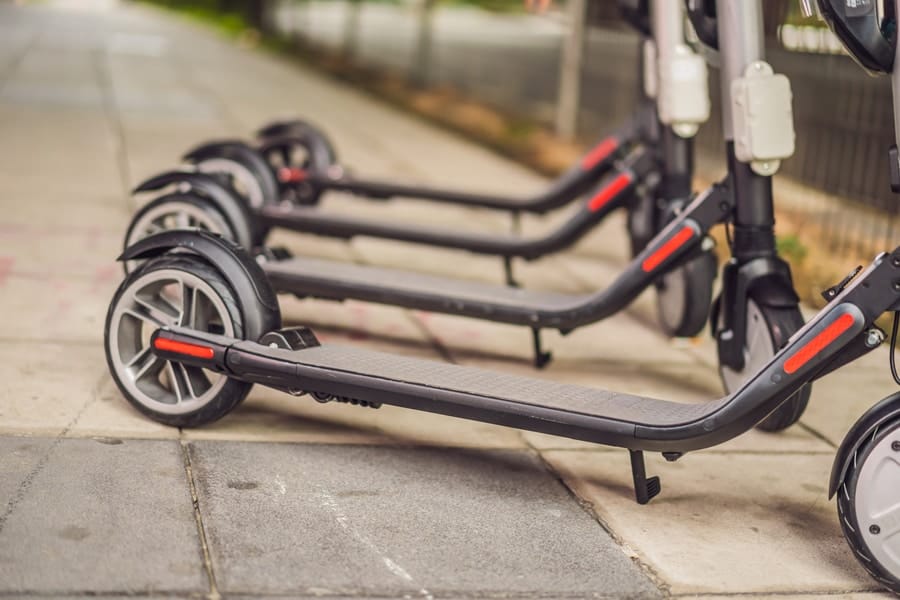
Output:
[
  {"xmin": 776, "ymin": 233, "xmax": 809, "ymax": 265},
  {"xmin": 142, "ymin": 1, "xmax": 250, "ymax": 38}
]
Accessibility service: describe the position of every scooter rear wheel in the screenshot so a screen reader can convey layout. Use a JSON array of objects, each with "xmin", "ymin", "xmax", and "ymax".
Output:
[
  {"xmin": 718, "ymin": 299, "xmax": 812, "ymax": 432},
  {"xmin": 655, "ymin": 251, "xmax": 717, "ymax": 338},
  {"xmin": 123, "ymin": 194, "xmax": 247, "ymax": 273},
  {"xmin": 258, "ymin": 120, "xmax": 338, "ymax": 172},
  {"xmin": 259, "ymin": 122, "xmax": 338, "ymax": 206},
  {"xmin": 104, "ymin": 256, "xmax": 253, "ymax": 427},
  {"xmin": 836, "ymin": 418, "xmax": 900, "ymax": 594}
]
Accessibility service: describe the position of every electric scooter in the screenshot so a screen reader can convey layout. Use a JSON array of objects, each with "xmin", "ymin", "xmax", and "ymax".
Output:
[
  {"xmin": 120, "ymin": 0, "xmax": 807, "ymax": 431},
  {"xmin": 131, "ymin": 1, "xmax": 710, "ymax": 293},
  {"xmin": 104, "ymin": 0, "xmax": 900, "ymax": 591}
]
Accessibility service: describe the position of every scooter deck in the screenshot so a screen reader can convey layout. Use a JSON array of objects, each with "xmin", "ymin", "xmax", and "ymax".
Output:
[
  {"xmin": 264, "ymin": 256, "xmax": 612, "ymax": 329},
  {"xmin": 156, "ymin": 327, "xmax": 726, "ymax": 452},
  {"xmin": 264, "ymin": 342, "xmax": 721, "ymax": 428}
]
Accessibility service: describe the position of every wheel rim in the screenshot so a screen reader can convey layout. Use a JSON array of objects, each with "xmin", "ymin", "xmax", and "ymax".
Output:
[
  {"xmin": 264, "ymin": 141, "xmax": 311, "ymax": 170},
  {"xmin": 854, "ymin": 423, "xmax": 900, "ymax": 579},
  {"xmin": 125, "ymin": 200, "xmax": 230, "ymax": 273},
  {"xmin": 719, "ymin": 299, "xmax": 775, "ymax": 393},
  {"xmin": 108, "ymin": 268, "xmax": 235, "ymax": 415},
  {"xmin": 196, "ymin": 158, "xmax": 266, "ymax": 209}
]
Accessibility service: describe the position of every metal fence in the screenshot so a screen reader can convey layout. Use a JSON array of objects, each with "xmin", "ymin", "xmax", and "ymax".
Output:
[{"xmin": 265, "ymin": 0, "xmax": 900, "ymax": 258}]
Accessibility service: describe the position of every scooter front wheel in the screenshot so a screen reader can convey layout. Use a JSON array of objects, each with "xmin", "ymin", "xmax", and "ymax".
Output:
[
  {"xmin": 718, "ymin": 299, "xmax": 812, "ymax": 432},
  {"xmin": 837, "ymin": 417, "xmax": 900, "ymax": 594},
  {"xmin": 104, "ymin": 256, "xmax": 253, "ymax": 427},
  {"xmin": 655, "ymin": 250, "xmax": 717, "ymax": 338}
]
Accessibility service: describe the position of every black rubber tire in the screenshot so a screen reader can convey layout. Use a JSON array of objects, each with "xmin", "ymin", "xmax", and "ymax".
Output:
[
  {"xmin": 655, "ymin": 250, "xmax": 717, "ymax": 338},
  {"xmin": 122, "ymin": 193, "xmax": 246, "ymax": 274},
  {"xmin": 259, "ymin": 120, "xmax": 338, "ymax": 171},
  {"xmin": 836, "ymin": 419, "xmax": 900, "ymax": 594},
  {"xmin": 718, "ymin": 300, "xmax": 812, "ymax": 432},
  {"xmin": 755, "ymin": 303, "xmax": 811, "ymax": 431},
  {"xmin": 104, "ymin": 256, "xmax": 253, "ymax": 427},
  {"xmin": 259, "ymin": 123, "xmax": 338, "ymax": 206},
  {"xmin": 626, "ymin": 191, "xmax": 657, "ymax": 258}
]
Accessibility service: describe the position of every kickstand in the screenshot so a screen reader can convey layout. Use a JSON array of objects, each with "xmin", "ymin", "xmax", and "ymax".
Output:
[
  {"xmin": 531, "ymin": 327, "xmax": 552, "ymax": 369},
  {"xmin": 629, "ymin": 450, "xmax": 661, "ymax": 505},
  {"xmin": 503, "ymin": 256, "xmax": 520, "ymax": 288}
]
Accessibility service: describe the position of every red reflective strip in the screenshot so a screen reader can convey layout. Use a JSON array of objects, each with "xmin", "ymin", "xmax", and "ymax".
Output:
[
  {"xmin": 641, "ymin": 226, "xmax": 695, "ymax": 272},
  {"xmin": 581, "ymin": 137, "xmax": 619, "ymax": 171},
  {"xmin": 153, "ymin": 337, "xmax": 215, "ymax": 360},
  {"xmin": 278, "ymin": 167, "xmax": 307, "ymax": 183},
  {"xmin": 588, "ymin": 173, "xmax": 633, "ymax": 212},
  {"xmin": 783, "ymin": 313, "xmax": 855, "ymax": 374}
]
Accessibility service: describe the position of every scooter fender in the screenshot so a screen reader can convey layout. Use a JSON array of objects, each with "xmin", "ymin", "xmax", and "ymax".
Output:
[
  {"xmin": 182, "ymin": 140, "xmax": 280, "ymax": 206},
  {"xmin": 256, "ymin": 118, "xmax": 319, "ymax": 140},
  {"xmin": 828, "ymin": 391, "xmax": 900, "ymax": 498},
  {"xmin": 132, "ymin": 170, "xmax": 257, "ymax": 251},
  {"xmin": 119, "ymin": 230, "xmax": 281, "ymax": 342}
]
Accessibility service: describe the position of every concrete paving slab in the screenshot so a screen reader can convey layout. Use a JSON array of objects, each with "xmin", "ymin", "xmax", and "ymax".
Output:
[
  {"xmin": 0, "ymin": 341, "xmax": 108, "ymax": 437},
  {"xmin": 190, "ymin": 441, "xmax": 662, "ymax": 598},
  {"xmin": 543, "ymin": 449, "xmax": 878, "ymax": 594},
  {"xmin": 65, "ymin": 374, "xmax": 179, "ymax": 440},
  {"xmin": 0, "ymin": 436, "xmax": 207, "ymax": 595},
  {"xmin": 416, "ymin": 307, "xmax": 699, "ymax": 367},
  {"xmin": 0, "ymin": 275, "xmax": 117, "ymax": 343},
  {"xmin": 0, "ymin": 232, "xmax": 123, "ymax": 281},
  {"xmin": 801, "ymin": 350, "xmax": 898, "ymax": 447}
]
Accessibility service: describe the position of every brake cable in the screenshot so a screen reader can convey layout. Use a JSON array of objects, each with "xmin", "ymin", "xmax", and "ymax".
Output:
[{"xmin": 890, "ymin": 312, "xmax": 900, "ymax": 386}]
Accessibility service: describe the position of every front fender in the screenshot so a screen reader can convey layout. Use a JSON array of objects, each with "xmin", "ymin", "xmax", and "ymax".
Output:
[
  {"xmin": 256, "ymin": 119, "xmax": 316, "ymax": 139},
  {"xmin": 120, "ymin": 230, "xmax": 281, "ymax": 341},
  {"xmin": 828, "ymin": 391, "xmax": 900, "ymax": 498},
  {"xmin": 745, "ymin": 257, "xmax": 801, "ymax": 308},
  {"xmin": 133, "ymin": 170, "xmax": 256, "ymax": 250},
  {"xmin": 183, "ymin": 140, "xmax": 279, "ymax": 206}
]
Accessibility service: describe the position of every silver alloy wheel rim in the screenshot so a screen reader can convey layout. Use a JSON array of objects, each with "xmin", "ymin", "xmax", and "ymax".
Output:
[
  {"xmin": 657, "ymin": 266, "xmax": 688, "ymax": 334},
  {"xmin": 195, "ymin": 158, "xmax": 265, "ymax": 209},
  {"xmin": 854, "ymin": 424, "xmax": 900, "ymax": 580},
  {"xmin": 719, "ymin": 299, "xmax": 775, "ymax": 393},
  {"xmin": 108, "ymin": 268, "xmax": 235, "ymax": 415},
  {"xmin": 124, "ymin": 200, "xmax": 230, "ymax": 273}
]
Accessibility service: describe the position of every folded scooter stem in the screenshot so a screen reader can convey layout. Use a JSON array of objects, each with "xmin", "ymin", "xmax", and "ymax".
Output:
[{"xmin": 716, "ymin": 0, "xmax": 775, "ymax": 243}]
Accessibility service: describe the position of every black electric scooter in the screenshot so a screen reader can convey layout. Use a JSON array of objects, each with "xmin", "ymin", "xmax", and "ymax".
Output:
[
  {"xmin": 104, "ymin": 0, "xmax": 900, "ymax": 591},
  {"xmin": 118, "ymin": 0, "xmax": 804, "ymax": 431}
]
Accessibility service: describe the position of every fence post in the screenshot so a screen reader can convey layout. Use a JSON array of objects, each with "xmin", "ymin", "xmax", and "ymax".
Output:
[
  {"xmin": 343, "ymin": 0, "xmax": 362, "ymax": 59},
  {"xmin": 555, "ymin": 0, "xmax": 587, "ymax": 139},
  {"xmin": 411, "ymin": 0, "xmax": 436, "ymax": 88}
]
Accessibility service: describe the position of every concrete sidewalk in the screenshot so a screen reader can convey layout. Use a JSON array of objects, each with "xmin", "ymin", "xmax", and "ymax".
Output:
[{"xmin": 0, "ymin": 0, "xmax": 895, "ymax": 597}]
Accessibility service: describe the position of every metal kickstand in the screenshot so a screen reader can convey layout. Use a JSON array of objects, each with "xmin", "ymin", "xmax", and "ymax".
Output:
[{"xmin": 629, "ymin": 450, "xmax": 662, "ymax": 505}]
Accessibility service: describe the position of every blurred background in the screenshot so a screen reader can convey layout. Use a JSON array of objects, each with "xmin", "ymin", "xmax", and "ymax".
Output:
[{"xmin": 146, "ymin": 0, "xmax": 897, "ymax": 307}]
